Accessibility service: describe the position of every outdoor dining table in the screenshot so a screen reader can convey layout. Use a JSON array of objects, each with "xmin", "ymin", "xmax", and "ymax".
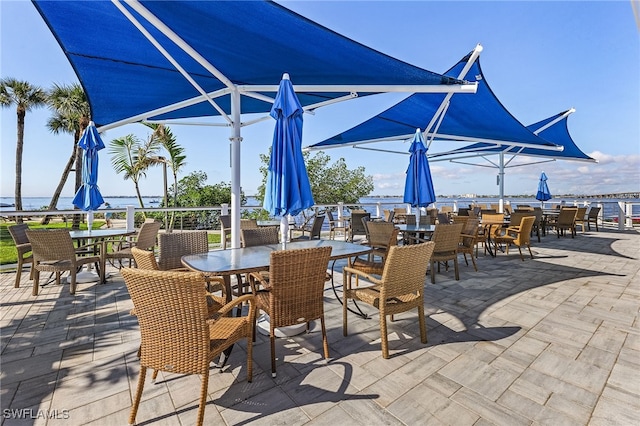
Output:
[
  {"xmin": 68, "ymin": 228, "xmax": 136, "ymax": 283},
  {"xmin": 395, "ymin": 224, "xmax": 436, "ymax": 243},
  {"xmin": 480, "ymin": 217, "xmax": 510, "ymax": 257},
  {"xmin": 181, "ymin": 239, "xmax": 372, "ymax": 365},
  {"xmin": 256, "ymin": 220, "xmax": 281, "ymax": 227}
]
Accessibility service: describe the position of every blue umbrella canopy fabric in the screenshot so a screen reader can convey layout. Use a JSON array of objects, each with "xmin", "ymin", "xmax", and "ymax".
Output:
[
  {"xmin": 403, "ymin": 129, "xmax": 436, "ymax": 207},
  {"xmin": 263, "ymin": 74, "xmax": 314, "ymax": 218},
  {"xmin": 536, "ymin": 172, "xmax": 552, "ymax": 202},
  {"xmin": 72, "ymin": 122, "xmax": 105, "ymax": 211}
]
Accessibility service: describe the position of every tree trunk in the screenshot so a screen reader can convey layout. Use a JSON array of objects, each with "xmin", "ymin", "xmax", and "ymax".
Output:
[
  {"xmin": 40, "ymin": 134, "xmax": 79, "ymax": 225},
  {"xmin": 134, "ymin": 181, "xmax": 146, "ymax": 222},
  {"xmin": 14, "ymin": 109, "xmax": 25, "ymax": 223}
]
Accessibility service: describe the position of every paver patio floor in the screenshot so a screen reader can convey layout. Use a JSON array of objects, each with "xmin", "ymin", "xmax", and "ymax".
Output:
[{"xmin": 1, "ymin": 227, "xmax": 639, "ymax": 425}]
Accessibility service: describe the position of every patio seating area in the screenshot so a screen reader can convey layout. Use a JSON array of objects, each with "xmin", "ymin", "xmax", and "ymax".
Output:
[{"xmin": 1, "ymin": 228, "xmax": 639, "ymax": 425}]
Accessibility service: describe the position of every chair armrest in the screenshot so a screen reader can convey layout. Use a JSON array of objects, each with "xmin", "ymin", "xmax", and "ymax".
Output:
[
  {"xmin": 214, "ymin": 294, "xmax": 255, "ymax": 318},
  {"xmin": 247, "ymin": 271, "xmax": 270, "ymax": 293},
  {"xmin": 343, "ymin": 266, "xmax": 383, "ymax": 286}
]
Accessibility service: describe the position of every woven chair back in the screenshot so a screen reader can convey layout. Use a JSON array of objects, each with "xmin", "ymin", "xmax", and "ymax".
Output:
[
  {"xmin": 437, "ymin": 213, "xmax": 450, "ymax": 224},
  {"xmin": 266, "ymin": 246, "xmax": 332, "ymax": 327},
  {"xmin": 588, "ymin": 206, "xmax": 601, "ymax": 219},
  {"xmin": 135, "ymin": 221, "xmax": 162, "ymax": 251},
  {"xmin": 404, "ymin": 214, "xmax": 416, "ymax": 225},
  {"xmin": 380, "ymin": 242, "xmax": 435, "ymax": 299},
  {"xmin": 121, "ymin": 268, "xmax": 210, "ymax": 374},
  {"xmin": 158, "ymin": 231, "xmax": 209, "ymax": 270},
  {"xmin": 241, "ymin": 227, "xmax": 279, "ymax": 247},
  {"xmin": 451, "ymin": 216, "xmax": 469, "ymax": 225},
  {"xmin": 240, "ymin": 218, "xmax": 259, "ymax": 229},
  {"xmin": 8, "ymin": 223, "xmax": 30, "ymax": 246},
  {"xmin": 26, "ymin": 229, "xmax": 76, "ymax": 261},
  {"xmin": 508, "ymin": 212, "xmax": 529, "ymax": 228},
  {"xmin": 131, "ymin": 246, "xmax": 160, "ymax": 270},
  {"xmin": 460, "ymin": 218, "xmax": 480, "ymax": 248},
  {"xmin": 365, "ymin": 221, "xmax": 397, "ymax": 248},
  {"xmin": 310, "ymin": 214, "xmax": 325, "ymax": 238},
  {"xmin": 514, "ymin": 216, "xmax": 536, "ymax": 245},
  {"xmin": 350, "ymin": 212, "xmax": 370, "ymax": 236},
  {"xmin": 558, "ymin": 208, "xmax": 578, "ymax": 226},
  {"xmin": 431, "ymin": 223, "xmax": 464, "ymax": 254},
  {"xmin": 419, "ymin": 215, "xmax": 433, "ymax": 225}
]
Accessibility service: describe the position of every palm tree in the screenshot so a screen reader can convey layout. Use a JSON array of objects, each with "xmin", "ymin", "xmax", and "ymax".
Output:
[
  {"xmin": 41, "ymin": 83, "xmax": 91, "ymax": 225},
  {"xmin": 0, "ymin": 78, "xmax": 47, "ymax": 221},
  {"xmin": 143, "ymin": 123, "xmax": 186, "ymax": 229},
  {"xmin": 109, "ymin": 131, "xmax": 162, "ymax": 211}
]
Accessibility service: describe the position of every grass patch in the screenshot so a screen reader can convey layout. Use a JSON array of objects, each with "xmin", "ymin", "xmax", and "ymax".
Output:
[{"xmin": 1, "ymin": 221, "xmax": 221, "ymax": 265}]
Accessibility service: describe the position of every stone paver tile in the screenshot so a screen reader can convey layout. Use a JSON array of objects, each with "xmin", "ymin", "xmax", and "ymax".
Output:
[
  {"xmin": 389, "ymin": 381, "xmax": 479, "ymax": 426},
  {"xmin": 46, "ymin": 389, "xmax": 131, "ymax": 426},
  {"xmin": 607, "ymin": 361, "xmax": 640, "ymax": 396},
  {"xmin": 338, "ymin": 397, "xmax": 404, "ymax": 425},
  {"xmin": 438, "ymin": 353, "xmax": 518, "ymax": 401},
  {"xmin": 0, "ymin": 350, "xmax": 63, "ymax": 386},
  {"xmin": 450, "ymin": 387, "xmax": 530, "ymax": 426},
  {"xmin": 219, "ymin": 384, "xmax": 310, "ymax": 426}
]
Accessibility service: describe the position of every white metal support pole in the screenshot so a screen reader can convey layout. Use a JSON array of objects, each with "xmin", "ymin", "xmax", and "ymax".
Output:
[
  {"xmin": 498, "ymin": 152, "xmax": 505, "ymax": 213},
  {"xmin": 230, "ymin": 89, "xmax": 242, "ymax": 248}
]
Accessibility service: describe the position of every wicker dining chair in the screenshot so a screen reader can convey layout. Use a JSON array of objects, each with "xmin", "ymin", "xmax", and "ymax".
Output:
[
  {"xmin": 429, "ymin": 223, "xmax": 464, "ymax": 284},
  {"xmin": 105, "ymin": 221, "xmax": 161, "ymax": 268},
  {"xmin": 248, "ymin": 246, "xmax": 332, "ymax": 378},
  {"xmin": 587, "ymin": 206, "xmax": 601, "ymax": 231},
  {"xmin": 291, "ymin": 214, "xmax": 325, "ymax": 241},
  {"xmin": 342, "ymin": 242, "xmax": 435, "ymax": 359},
  {"xmin": 349, "ymin": 212, "xmax": 370, "ymax": 241},
  {"xmin": 241, "ymin": 227, "xmax": 280, "ymax": 247},
  {"xmin": 550, "ymin": 207, "xmax": 578, "ymax": 238},
  {"xmin": 121, "ymin": 268, "xmax": 255, "ymax": 426},
  {"xmin": 457, "ymin": 218, "xmax": 481, "ymax": 271},
  {"xmin": 8, "ymin": 223, "xmax": 34, "ymax": 288},
  {"xmin": 493, "ymin": 216, "xmax": 536, "ymax": 260},
  {"xmin": 219, "ymin": 214, "xmax": 231, "ymax": 249},
  {"xmin": 350, "ymin": 227, "xmax": 399, "ymax": 277},
  {"xmin": 326, "ymin": 210, "xmax": 349, "ymax": 241},
  {"xmin": 573, "ymin": 207, "xmax": 588, "ymax": 233},
  {"xmin": 26, "ymin": 229, "xmax": 103, "ymax": 296},
  {"xmin": 131, "ymin": 246, "xmax": 226, "ymax": 319}
]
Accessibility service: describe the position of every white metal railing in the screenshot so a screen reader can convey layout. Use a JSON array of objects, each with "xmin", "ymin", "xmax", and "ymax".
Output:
[{"xmin": 1, "ymin": 200, "xmax": 638, "ymax": 230}]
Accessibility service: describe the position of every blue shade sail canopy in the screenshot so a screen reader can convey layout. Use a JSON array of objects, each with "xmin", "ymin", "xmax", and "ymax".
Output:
[
  {"xmin": 32, "ymin": 0, "xmax": 468, "ymax": 127},
  {"xmin": 536, "ymin": 172, "xmax": 552, "ymax": 202},
  {"xmin": 308, "ymin": 52, "xmax": 557, "ymax": 151},
  {"xmin": 429, "ymin": 109, "xmax": 596, "ymax": 163},
  {"xmin": 263, "ymin": 74, "xmax": 314, "ymax": 219},
  {"xmin": 72, "ymin": 122, "xmax": 105, "ymax": 211},
  {"xmin": 403, "ymin": 129, "xmax": 436, "ymax": 207}
]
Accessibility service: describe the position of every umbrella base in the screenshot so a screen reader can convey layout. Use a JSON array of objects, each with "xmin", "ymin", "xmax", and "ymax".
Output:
[{"xmin": 256, "ymin": 313, "xmax": 308, "ymax": 337}]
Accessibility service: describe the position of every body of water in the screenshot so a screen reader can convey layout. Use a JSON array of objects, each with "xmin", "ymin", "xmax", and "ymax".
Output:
[{"xmin": 2, "ymin": 195, "xmax": 637, "ymax": 220}]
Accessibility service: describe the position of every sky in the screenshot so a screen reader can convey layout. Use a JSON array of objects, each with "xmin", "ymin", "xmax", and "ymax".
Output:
[{"xmin": 1, "ymin": 0, "xmax": 639, "ymax": 200}]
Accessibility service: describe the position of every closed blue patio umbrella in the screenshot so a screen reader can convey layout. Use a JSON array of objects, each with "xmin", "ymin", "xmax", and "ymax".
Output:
[
  {"xmin": 536, "ymin": 172, "xmax": 552, "ymax": 206},
  {"xmin": 403, "ymin": 129, "xmax": 436, "ymax": 208},
  {"xmin": 263, "ymin": 74, "xmax": 314, "ymax": 241},
  {"xmin": 73, "ymin": 121, "xmax": 105, "ymax": 228}
]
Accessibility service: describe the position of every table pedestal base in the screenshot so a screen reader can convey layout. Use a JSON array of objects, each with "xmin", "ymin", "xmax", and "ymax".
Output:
[{"xmin": 256, "ymin": 314, "xmax": 308, "ymax": 337}]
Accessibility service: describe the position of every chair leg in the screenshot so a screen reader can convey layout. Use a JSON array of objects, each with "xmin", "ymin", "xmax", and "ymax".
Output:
[
  {"xmin": 246, "ymin": 331, "xmax": 253, "ymax": 382},
  {"xmin": 527, "ymin": 244, "xmax": 533, "ymax": 259},
  {"xmin": 129, "ymin": 365, "xmax": 147, "ymax": 426},
  {"xmin": 517, "ymin": 246, "xmax": 524, "ymax": 261},
  {"xmin": 470, "ymin": 253, "xmax": 478, "ymax": 272},
  {"xmin": 320, "ymin": 316, "xmax": 329, "ymax": 359},
  {"xmin": 343, "ymin": 272, "xmax": 349, "ymax": 336},
  {"xmin": 14, "ymin": 259, "xmax": 23, "ymax": 288},
  {"xmin": 453, "ymin": 258, "xmax": 459, "ymax": 280},
  {"xmin": 196, "ymin": 373, "xmax": 209, "ymax": 426},
  {"xmin": 430, "ymin": 261, "xmax": 436, "ymax": 284},
  {"xmin": 32, "ymin": 269, "xmax": 40, "ymax": 296},
  {"xmin": 380, "ymin": 312, "xmax": 389, "ymax": 359},
  {"xmin": 270, "ymin": 324, "xmax": 277, "ymax": 378},
  {"xmin": 418, "ymin": 305, "xmax": 427, "ymax": 344},
  {"xmin": 462, "ymin": 253, "xmax": 469, "ymax": 266},
  {"xmin": 69, "ymin": 271, "xmax": 77, "ymax": 295}
]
